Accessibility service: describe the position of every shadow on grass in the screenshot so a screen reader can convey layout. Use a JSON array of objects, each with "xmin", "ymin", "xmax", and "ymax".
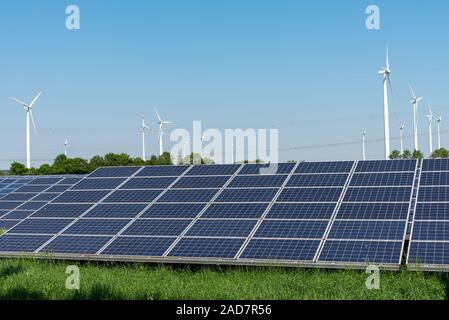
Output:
[
  {"xmin": 0, "ymin": 286, "xmax": 46, "ymax": 299},
  {"xmin": 437, "ymin": 273, "xmax": 449, "ymax": 300},
  {"xmin": 0, "ymin": 264, "xmax": 25, "ymax": 279}
]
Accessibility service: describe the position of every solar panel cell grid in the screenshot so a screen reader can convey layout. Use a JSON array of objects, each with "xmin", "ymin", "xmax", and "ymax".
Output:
[
  {"xmin": 186, "ymin": 219, "xmax": 257, "ymax": 237},
  {"xmin": 186, "ymin": 164, "xmax": 240, "ymax": 176},
  {"xmin": 277, "ymin": 188, "xmax": 343, "ymax": 202},
  {"xmin": 173, "ymin": 176, "xmax": 231, "ymax": 189},
  {"xmin": 141, "ymin": 203, "xmax": 206, "ymax": 218},
  {"xmin": 0, "ymin": 234, "xmax": 52, "ymax": 253},
  {"xmin": 53, "ymin": 191, "xmax": 110, "ymax": 203},
  {"xmin": 336, "ymin": 203, "xmax": 410, "ymax": 220},
  {"xmin": 327, "ymin": 220, "xmax": 406, "ymax": 241},
  {"xmin": 41, "ymin": 235, "xmax": 112, "ymax": 254},
  {"xmin": 64, "ymin": 219, "xmax": 131, "ymax": 235},
  {"xmin": 158, "ymin": 189, "xmax": 218, "ymax": 203},
  {"xmin": 238, "ymin": 163, "xmax": 296, "ymax": 175},
  {"xmin": 72, "ymin": 178, "xmax": 126, "ymax": 190},
  {"xmin": 84, "ymin": 203, "xmax": 147, "ymax": 218},
  {"xmin": 202, "ymin": 203, "xmax": 268, "ymax": 219},
  {"xmin": 241, "ymin": 239, "xmax": 321, "ymax": 261},
  {"xmin": 123, "ymin": 219, "xmax": 192, "ymax": 236},
  {"xmin": 216, "ymin": 188, "xmax": 279, "ymax": 203},
  {"xmin": 343, "ymin": 187, "xmax": 412, "ymax": 202},
  {"xmin": 136, "ymin": 166, "xmax": 190, "ymax": 177},
  {"xmin": 228, "ymin": 175, "xmax": 287, "ymax": 188},
  {"xmin": 168, "ymin": 238, "xmax": 245, "ymax": 258},
  {"xmin": 287, "ymin": 174, "xmax": 348, "ymax": 187},
  {"xmin": 355, "ymin": 160, "xmax": 416, "ymax": 173},
  {"xmin": 32, "ymin": 203, "xmax": 93, "ymax": 218},
  {"xmin": 120, "ymin": 177, "xmax": 176, "ymax": 189},
  {"xmin": 89, "ymin": 167, "xmax": 141, "ymax": 178},
  {"xmin": 350, "ymin": 173, "xmax": 415, "ymax": 186},
  {"xmin": 254, "ymin": 220, "xmax": 329, "ymax": 239},
  {"xmin": 101, "ymin": 236, "xmax": 177, "ymax": 256},
  {"xmin": 295, "ymin": 161, "xmax": 354, "ymax": 174},
  {"xmin": 103, "ymin": 189, "xmax": 163, "ymax": 203},
  {"xmin": 8, "ymin": 219, "xmax": 74, "ymax": 235}
]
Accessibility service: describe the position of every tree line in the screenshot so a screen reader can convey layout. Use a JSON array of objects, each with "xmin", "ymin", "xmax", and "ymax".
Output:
[{"xmin": 389, "ymin": 148, "xmax": 449, "ymax": 160}]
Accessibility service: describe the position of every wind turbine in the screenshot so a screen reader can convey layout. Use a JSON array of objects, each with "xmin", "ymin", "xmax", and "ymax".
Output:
[
  {"xmin": 154, "ymin": 108, "xmax": 173, "ymax": 156},
  {"xmin": 64, "ymin": 137, "xmax": 69, "ymax": 157},
  {"xmin": 400, "ymin": 124, "xmax": 405, "ymax": 154},
  {"xmin": 10, "ymin": 92, "xmax": 42, "ymax": 169},
  {"xmin": 362, "ymin": 130, "xmax": 367, "ymax": 160},
  {"xmin": 378, "ymin": 47, "xmax": 392, "ymax": 160},
  {"xmin": 437, "ymin": 116, "xmax": 442, "ymax": 149},
  {"xmin": 427, "ymin": 103, "xmax": 434, "ymax": 154},
  {"xmin": 138, "ymin": 113, "xmax": 155, "ymax": 161},
  {"xmin": 409, "ymin": 85, "xmax": 423, "ymax": 151}
]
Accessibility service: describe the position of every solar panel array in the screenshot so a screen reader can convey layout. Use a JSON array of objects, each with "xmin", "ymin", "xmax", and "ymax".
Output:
[
  {"xmin": 2, "ymin": 160, "xmax": 448, "ymax": 271},
  {"xmin": 0, "ymin": 177, "xmax": 35, "ymax": 199},
  {"xmin": 408, "ymin": 159, "xmax": 449, "ymax": 270}
]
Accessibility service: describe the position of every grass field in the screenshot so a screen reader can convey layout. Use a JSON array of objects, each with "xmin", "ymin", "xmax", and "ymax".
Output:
[{"xmin": 0, "ymin": 258, "xmax": 448, "ymax": 299}]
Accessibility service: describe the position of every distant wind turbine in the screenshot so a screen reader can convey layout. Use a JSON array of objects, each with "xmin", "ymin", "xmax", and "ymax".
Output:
[
  {"xmin": 138, "ymin": 113, "xmax": 155, "ymax": 161},
  {"xmin": 10, "ymin": 92, "xmax": 42, "ymax": 169},
  {"xmin": 362, "ymin": 130, "xmax": 367, "ymax": 160},
  {"xmin": 427, "ymin": 103, "xmax": 434, "ymax": 154},
  {"xmin": 437, "ymin": 116, "xmax": 442, "ymax": 149},
  {"xmin": 400, "ymin": 124, "xmax": 405, "ymax": 154},
  {"xmin": 378, "ymin": 46, "xmax": 392, "ymax": 159},
  {"xmin": 409, "ymin": 85, "xmax": 423, "ymax": 151},
  {"xmin": 154, "ymin": 108, "xmax": 173, "ymax": 156},
  {"xmin": 64, "ymin": 137, "xmax": 69, "ymax": 157}
]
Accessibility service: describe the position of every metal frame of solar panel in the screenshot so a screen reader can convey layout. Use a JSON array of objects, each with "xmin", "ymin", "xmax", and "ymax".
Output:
[
  {"xmin": 407, "ymin": 159, "xmax": 449, "ymax": 271},
  {"xmin": 0, "ymin": 162, "xmax": 418, "ymax": 270}
]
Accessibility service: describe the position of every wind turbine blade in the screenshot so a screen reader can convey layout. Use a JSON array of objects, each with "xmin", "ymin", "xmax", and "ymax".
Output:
[
  {"xmin": 409, "ymin": 84, "xmax": 417, "ymax": 99},
  {"xmin": 417, "ymin": 96, "xmax": 423, "ymax": 103},
  {"xmin": 387, "ymin": 75, "xmax": 393, "ymax": 95},
  {"xmin": 29, "ymin": 92, "xmax": 42, "ymax": 108},
  {"xmin": 10, "ymin": 97, "xmax": 29, "ymax": 107},
  {"xmin": 162, "ymin": 121, "xmax": 173, "ymax": 124},
  {"xmin": 386, "ymin": 45, "xmax": 390, "ymax": 71},
  {"xmin": 29, "ymin": 110, "xmax": 36, "ymax": 133},
  {"xmin": 429, "ymin": 103, "xmax": 433, "ymax": 116},
  {"xmin": 153, "ymin": 108, "xmax": 162, "ymax": 122}
]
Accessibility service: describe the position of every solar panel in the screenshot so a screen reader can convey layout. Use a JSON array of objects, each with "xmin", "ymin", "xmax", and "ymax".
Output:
[
  {"xmin": 186, "ymin": 164, "xmax": 240, "ymax": 176},
  {"xmin": 136, "ymin": 165, "xmax": 190, "ymax": 177},
  {"xmin": 173, "ymin": 176, "xmax": 231, "ymax": 189},
  {"xmin": 277, "ymin": 188, "xmax": 343, "ymax": 202},
  {"xmin": 123, "ymin": 219, "xmax": 192, "ymax": 236},
  {"xmin": 63, "ymin": 219, "xmax": 130, "ymax": 235},
  {"xmin": 287, "ymin": 174, "xmax": 348, "ymax": 187},
  {"xmin": 421, "ymin": 159, "xmax": 449, "ymax": 172},
  {"xmin": 141, "ymin": 203, "xmax": 206, "ymax": 218},
  {"xmin": 71, "ymin": 178, "xmax": 126, "ymax": 190},
  {"xmin": 42, "ymin": 235, "xmax": 112, "ymax": 254},
  {"xmin": 8, "ymin": 218, "xmax": 74, "ymax": 234},
  {"xmin": 202, "ymin": 203, "xmax": 268, "ymax": 219},
  {"xmin": 32, "ymin": 204, "xmax": 94, "ymax": 218},
  {"xmin": 103, "ymin": 189, "xmax": 162, "ymax": 203},
  {"xmin": 295, "ymin": 161, "xmax": 354, "ymax": 174},
  {"xmin": 336, "ymin": 203, "xmax": 409, "ymax": 220},
  {"xmin": 254, "ymin": 220, "xmax": 328, "ymax": 239},
  {"xmin": 120, "ymin": 177, "xmax": 176, "ymax": 189},
  {"xmin": 216, "ymin": 188, "xmax": 279, "ymax": 202},
  {"xmin": 53, "ymin": 191, "xmax": 109, "ymax": 203},
  {"xmin": 419, "ymin": 172, "xmax": 449, "ymax": 186},
  {"xmin": 350, "ymin": 173, "xmax": 415, "ymax": 186},
  {"xmin": 84, "ymin": 203, "xmax": 147, "ymax": 218},
  {"xmin": 266, "ymin": 203, "xmax": 336, "ymax": 219},
  {"xmin": 89, "ymin": 167, "xmax": 141, "ymax": 178},
  {"xmin": 240, "ymin": 239, "xmax": 320, "ymax": 261},
  {"xmin": 327, "ymin": 220, "xmax": 406, "ymax": 240},
  {"xmin": 185, "ymin": 219, "xmax": 257, "ymax": 237},
  {"xmin": 228, "ymin": 175, "xmax": 287, "ymax": 188},
  {"xmin": 355, "ymin": 160, "xmax": 417, "ymax": 172},
  {"xmin": 0, "ymin": 234, "xmax": 52, "ymax": 252},
  {"xmin": 101, "ymin": 237, "xmax": 176, "ymax": 256},
  {"xmin": 343, "ymin": 187, "xmax": 412, "ymax": 202},
  {"xmin": 168, "ymin": 238, "xmax": 245, "ymax": 258},
  {"xmin": 158, "ymin": 189, "xmax": 218, "ymax": 203},
  {"xmin": 238, "ymin": 163, "xmax": 295, "ymax": 175}
]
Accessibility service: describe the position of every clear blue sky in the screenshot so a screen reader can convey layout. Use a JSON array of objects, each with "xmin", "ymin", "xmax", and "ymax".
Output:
[{"xmin": 0, "ymin": 0, "xmax": 448, "ymax": 168}]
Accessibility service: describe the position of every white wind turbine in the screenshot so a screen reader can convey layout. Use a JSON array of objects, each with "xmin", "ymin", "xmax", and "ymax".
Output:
[
  {"xmin": 437, "ymin": 116, "xmax": 442, "ymax": 149},
  {"xmin": 378, "ymin": 47, "xmax": 392, "ymax": 159},
  {"xmin": 400, "ymin": 124, "xmax": 405, "ymax": 154},
  {"xmin": 362, "ymin": 130, "xmax": 367, "ymax": 160},
  {"xmin": 138, "ymin": 113, "xmax": 155, "ymax": 161},
  {"xmin": 409, "ymin": 85, "xmax": 423, "ymax": 151},
  {"xmin": 427, "ymin": 103, "xmax": 434, "ymax": 154},
  {"xmin": 154, "ymin": 108, "xmax": 173, "ymax": 156},
  {"xmin": 64, "ymin": 137, "xmax": 69, "ymax": 157},
  {"xmin": 10, "ymin": 92, "xmax": 42, "ymax": 169}
]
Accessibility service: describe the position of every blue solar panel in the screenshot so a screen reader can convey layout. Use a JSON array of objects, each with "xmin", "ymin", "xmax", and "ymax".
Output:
[
  {"xmin": 14, "ymin": 185, "xmax": 49, "ymax": 193},
  {"xmin": 328, "ymin": 220, "xmax": 406, "ymax": 240},
  {"xmin": 8, "ymin": 219, "xmax": 74, "ymax": 234},
  {"xmin": 102, "ymin": 237, "xmax": 177, "ymax": 256},
  {"xmin": 422, "ymin": 159, "xmax": 449, "ymax": 172},
  {"xmin": 343, "ymin": 187, "xmax": 412, "ymax": 202},
  {"xmin": 336, "ymin": 203, "xmax": 410, "ymax": 220},
  {"xmin": 103, "ymin": 190, "xmax": 162, "ymax": 203},
  {"xmin": 0, "ymin": 234, "xmax": 52, "ymax": 252},
  {"xmin": 277, "ymin": 188, "xmax": 343, "ymax": 202},
  {"xmin": 84, "ymin": 203, "xmax": 147, "ymax": 218},
  {"xmin": 216, "ymin": 188, "xmax": 278, "ymax": 202},
  {"xmin": 254, "ymin": 220, "xmax": 328, "ymax": 239},
  {"xmin": 408, "ymin": 242, "xmax": 449, "ymax": 265},
  {"xmin": 123, "ymin": 219, "xmax": 191, "ymax": 236},
  {"xmin": 186, "ymin": 164, "xmax": 240, "ymax": 176},
  {"xmin": 0, "ymin": 202, "xmax": 22, "ymax": 210},
  {"xmin": 1, "ymin": 193, "xmax": 37, "ymax": 201},
  {"xmin": 168, "ymin": 238, "xmax": 245, "ymax": 258},
  {"xmin": 45, "ymin": 185, "xmax": 71, "ymax": 193},
  {"xmin": 89, "ymin": 167, "xmax": 141, "ymax": 178},
  {"xmin": 420, "ymin": 172, "xmax": 449, "ymax": 186},
  {"xmin": 28, "ymin": 178, "xmax": 62, "ymax": 185},
  {"xmin": 173, "ymin": 176, "xmax": 230, "ymax": 189},
  {"xmin": 295, "ymin": 161, "xmax": 354, "ymax": 174},
  {"xmin": 33, "ymin": 193, "xmax": 60, "ymax": 201},
  {"xmin": 136, "ymin": 166, "xmax": 190, "ymax": 177},
  {"xmin": 186, "ymin": 220, "xmax": 257, "ymax": 237},
  {"xmin": 158, "ymin": 189, "xmax": 218, "ymax": 203},
  {"xmin": 241, "ymin": 239, "xmax": 321, "ymax": 261},
  {"xmin": 355, "ymin": 160, "xmax": 416, "ymax": 172},
  {"xmin": 318, "ymin": 240, "xmax": 402, "ymax": 264},
  {"xmin": 417, "ymin": 187, "xmax": 449, "ymax": 202},
  {"xmin": 228, "ymin": 175, "xmax": 287, "ymax": 188},
  {"xmin": 32, "ymin": 203, "xmax": 93, "ymax": 218},
  {"xmin": 41, "ymin": 235, "xmax": 112, "ymax": 254},
  {"xmin": 72, "ymin": 178, "xmax": 126, "ymax": 190},
  {"xmin": 267, "ymin": 203, "xmax": 336, "ymax": 219},
  {"xmin": 53, "ymin": 191, "xmax": 110, "ymax": 203},
  {"xmin": 287, "ymin": 174, "xmax": 348, "ymax": 187},
  {"xmin": 58, "ymin": 178, "xmax": 84, "ymax": 185},
  {"xmin": 141, "ymin": 203, "xmax": 206, "ymax": 218},
  {"xmin": 350, "ymin": 173, "xmax": 415, "ymax": 186},
  {"xmin": 202, "ymin": 203, "xmax": 268, "ymax": 219},
  {"xmin": 239, "ymin": 163, "xmax": 295, "ymax": 175},
  {"xmin": 2, "ymin": 211, "xmax": 34, "ymax": 220},
  {"xmin": 63, "ymin": 219, "xmax": 130, "ymax": 235},
  {"xmin": 0, "ymin": 220, "xmax": 20, "ymax": 231},
  {"xmin": 414, "ymin": 203, "xmax": 449, "ymax": 220},
  {"xmin": 411, "ymin": 221, "xmax": 449, "ymax": 241},
  {"xmin": 120, "ymin": 177, "xmax": 176, "ymax": 189}
]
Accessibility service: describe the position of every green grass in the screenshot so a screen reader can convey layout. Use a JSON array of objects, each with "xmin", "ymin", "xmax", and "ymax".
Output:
[{"xmin": 0, "ymin": 258, "xmax": 448, "ymax": 299}]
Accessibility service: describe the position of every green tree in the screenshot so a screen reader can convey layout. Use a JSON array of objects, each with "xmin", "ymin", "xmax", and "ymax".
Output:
[
  {"xmin": 9, "ymin": 162, "xmax": 27, "ymax": 175},
  {"xmin": 38, "ymin": 164, "xmax": 54, "ymax": 175},
  {"xmin": 412, "ymin": 150, "xmax": 424, "ymax": 159},
  {"xmin": 401, "ymin": 150, "xmax": 412, "ymax": 160},
  {"xmin": 430, "ymin": 148, "xmax": 449, "ymax": 159},
  {"xmin": 389, "ymin": 150, "xmax": 401, "ymax": 160}
]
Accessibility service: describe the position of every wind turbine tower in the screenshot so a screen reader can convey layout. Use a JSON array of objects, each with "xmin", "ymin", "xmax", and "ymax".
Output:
[
  {"xmin": 400, "ymin": 124, "xmax": 405, "ymax": 154},
  {"xmin": 378, "ymin": 47, "xmax": 392, "ymax": 159},
  {"xmin": 138, "ymin": 113, "xmax": 154, "ymax": 161},
  {"xmin": 10, "ymin": 92, "xmax": 42, "ymax": 169},
  {"xmin": 427, "ymin": 103, "xmax": 434, "ymax": 154},
  {"xmin": 409, "ymin": 85, "xmax": 423, "ymax": 151},
  {"xmin": 362, "ymin": 130, "xmax": 367, "ymax": 160},
  {"xmin": 437, "ymin": 116, "xmax": 442, "ymax": 149},
  {"xmin": 154, "ymin": 108, "xmax": 173, "ymax": 156}
]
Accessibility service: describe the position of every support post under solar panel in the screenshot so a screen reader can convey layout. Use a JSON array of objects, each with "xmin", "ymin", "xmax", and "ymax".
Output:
[
  {"xmin": 313, "ymin": 161, "xmax": 358, "ymax": 262},
  {"xmin": 33, "ymin": 167, "xmax": 148, "ymax": 254},
  {"xmin": 162, "ymin": 164, "xmax": 245, "ymax": 257},
  {"xmin": 234, "ymin": 161, "xmax": 301, "ymax": 260},
  {"xmin": 95, "ymin": 165, "xmax": 195, "ymax": 255}
]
